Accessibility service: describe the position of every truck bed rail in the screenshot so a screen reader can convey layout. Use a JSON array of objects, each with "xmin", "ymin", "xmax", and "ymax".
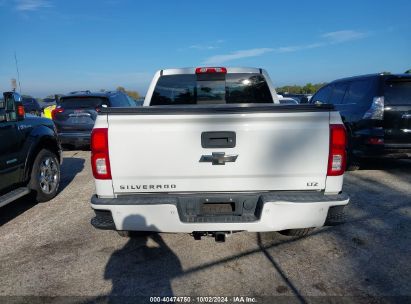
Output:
[{"xmin": 100, "ymin": 103, "xmax": 334, "ymax": 115}]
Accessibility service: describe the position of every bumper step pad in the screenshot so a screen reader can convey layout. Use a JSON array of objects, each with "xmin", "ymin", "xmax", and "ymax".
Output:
[{"xmin": 91, "ymin": 210, "xmax": 115, "ymax": 230}]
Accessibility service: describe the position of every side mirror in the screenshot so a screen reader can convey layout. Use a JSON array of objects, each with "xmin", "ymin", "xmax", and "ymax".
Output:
[
  {"xmin": 314, "ymin": 100, "xmax": 323, "ymax": 105},
  {"xmin": 2, "ymin": 92, "xmax": 24, "ymax": 121}
]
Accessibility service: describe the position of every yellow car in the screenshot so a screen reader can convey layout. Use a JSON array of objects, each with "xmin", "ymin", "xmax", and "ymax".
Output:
[{"xmin": 42, "ymin": 105, "xmax": 56, "ymax": 119}]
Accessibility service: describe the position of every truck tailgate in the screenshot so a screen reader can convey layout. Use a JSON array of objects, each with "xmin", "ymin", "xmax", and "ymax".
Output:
[{"xmin": 106, "ymin": 107, "xmax": 330, "ymax": 193}]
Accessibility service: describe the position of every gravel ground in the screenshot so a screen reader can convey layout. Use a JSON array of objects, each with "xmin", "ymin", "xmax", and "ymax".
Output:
[{"xmin": 0, "ymin": 151, "xmax": 410, "ymax": 303}]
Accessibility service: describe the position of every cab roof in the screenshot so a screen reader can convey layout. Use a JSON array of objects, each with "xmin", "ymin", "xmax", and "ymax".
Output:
[
  {"xmin": 331, "ymin": 73, "xmax": 411, "ymax": 83},
  {"xmin": 159, "ymin": 67, "xmax": 263, "ymax": 76},
  {"xmin": 61, "ymin": 90, "xmax": 124, "ymax": 99}
]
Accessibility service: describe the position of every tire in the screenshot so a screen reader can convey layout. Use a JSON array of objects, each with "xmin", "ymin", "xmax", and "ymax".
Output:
[
  {"xmin": 278, "ymin": 228, "xmax": 314, "ymax": 237},
  {"xmin": 324, "ymin": 205, "xmax": 346, "ymax": 226},
  {"xmin": 346, "ymin": 138, "xmax": 360, "ymax": 171},
  {"xmin": 28, "ymin": 149, "xmax": 60, "ymax": 202},
  {"xmin": 347, "ymin": 157, "xmax": 361, "ymax": 171},
  {"xmin": 345, "ymin": 130, "xmax": 360, "ymax": 171}
]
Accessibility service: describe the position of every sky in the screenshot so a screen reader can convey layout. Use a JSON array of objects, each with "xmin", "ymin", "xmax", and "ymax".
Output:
[{"xmin": 0, "ymin": 0, "xmax": 410, "ymax": 97}]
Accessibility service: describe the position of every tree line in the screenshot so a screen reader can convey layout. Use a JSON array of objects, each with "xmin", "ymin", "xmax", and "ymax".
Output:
[{"xmin": 276, "ymin": 82, "xmax": 327, "ymax": 94}]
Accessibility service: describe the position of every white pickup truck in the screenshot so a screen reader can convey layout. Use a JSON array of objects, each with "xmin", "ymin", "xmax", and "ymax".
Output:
[{"xmin": 90, "ymin": 67, "xmax": 349, "ymax": 241}]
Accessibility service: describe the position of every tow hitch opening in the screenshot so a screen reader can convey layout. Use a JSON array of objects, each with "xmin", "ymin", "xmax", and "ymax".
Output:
[
  {"xmin": 215, "ymin": 232, "xmax": 226, "ymax": 243},
  {"xmin": 192, "ymin": 231, "xmax": 231, "ymax": 242}
]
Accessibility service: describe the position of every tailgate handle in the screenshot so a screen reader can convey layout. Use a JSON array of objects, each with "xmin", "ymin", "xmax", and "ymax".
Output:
[{"xmin": 201, "ymin": 131, "xmax": 236, "ymax": 148}]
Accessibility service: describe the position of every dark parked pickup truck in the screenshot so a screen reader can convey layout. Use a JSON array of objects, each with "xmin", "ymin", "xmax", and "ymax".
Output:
[{"xmin": 0, "ymin": 92, "xmax": 62, "ymax": 208}]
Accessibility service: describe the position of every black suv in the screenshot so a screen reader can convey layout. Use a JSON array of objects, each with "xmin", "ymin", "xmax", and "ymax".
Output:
[
  {"xmin": 311, "ymin": 73, "xmax": 411, "ymax": 169},
  {"xmin": 1, "ymin": 92, "xmax": 61, "ymax": 208},
  {"xmin": 52, "ymin": 90, "xmax": 136, "ymax": 148}
]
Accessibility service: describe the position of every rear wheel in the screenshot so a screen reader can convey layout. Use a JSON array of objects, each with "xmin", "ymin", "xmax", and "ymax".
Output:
[
  {"xmin": 29, "ymin": 149, "xmax": 60, "ymax": 202},
  {"xmin": 347, "ymin": 155, "xmax": 361, "ymax": 171},
  {"xmin": 278, "ymin": 228, "xmax": 314, "ymax": 237},
  {"xmin": 345, "ymin": 129, "xmax": 360, "ymax": 171}
]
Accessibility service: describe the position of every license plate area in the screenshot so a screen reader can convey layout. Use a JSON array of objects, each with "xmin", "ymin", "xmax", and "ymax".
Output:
[
  {"xmin": 177, "ymin": 194, "xmax": 263, "ymax": 223},
  {"xmin": 201, "ymin": 202, "xmax": 236, "ymax": 215},
  {"xmin": 67, "ymin": 112, "xmax": 93, "ymax": 125}
]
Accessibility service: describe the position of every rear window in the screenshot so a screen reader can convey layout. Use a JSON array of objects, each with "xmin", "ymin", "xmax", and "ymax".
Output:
[
  {"xmin": 344, "ymin": 79, "xmax": 375, "ymax": 106},
  {"xmin": 329, "ymin": 83, "xmax": 348, "ymax": 105},
  {"xmin": 151, "ymin": 73, "xmax": 273, "ymax": 105},
  {"xmin": 110, "ymin": 93, "xmax": 134, "ymax": 107},
  {"xmin": 384, "ymin": 79, "xmax": 411, "ymax": 105},
  {"xmin": 59, "ymin": 97, "xmax": 107, "ymax": 109},
  {"xmin": 22, "ymin": 98, "xmax": 36, "ymax": 105},
  {"xmin": 43, "ymin": 98, "xmax": 56, "ymax": 103},
  {"xmin": 311, "ymin": 85, "xmax": 332, "ymax": 104}
]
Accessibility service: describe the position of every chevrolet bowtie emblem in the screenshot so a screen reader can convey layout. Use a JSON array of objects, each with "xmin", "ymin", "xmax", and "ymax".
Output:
[{"xmin": 200, "ymin": 152, "xmax": 238, "ymax": 165}]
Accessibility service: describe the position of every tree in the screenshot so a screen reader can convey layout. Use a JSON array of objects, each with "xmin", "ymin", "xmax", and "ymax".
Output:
[
  {"xmin": 405, "ymin": 69, "xmax": 411, "ymax": 74},
  {"xmin": 116, "ymin": 86, "xmax": 126, "ymax": 93},
  {"xmin": 116, "ymin": 86, "xmax": 140, "ymax": 99},
  {"xmin": 302, "ymin": 83, "xmax": 316, "ymax": 94},
  {"xmin": 125, "ymin": 90, "xmax": 140, "ymax": 99}
]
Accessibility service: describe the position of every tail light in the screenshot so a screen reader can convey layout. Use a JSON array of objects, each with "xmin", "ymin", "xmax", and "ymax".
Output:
[
  {"xmin": 195, "ymin": 67, "xmax": 227, "ymax": 74},
  {"xmin": 17, "ymin": 105, "xmax": 25, "ymax": 117},
  {"xmin": 366, "ymin": 137, "xmax": 384, "ymax": 145},
  {"xmin": 363, "ymin": 96, "xmax": 384, "ymax": 120},
  {"xmin": 327, "ymin": 124, "xmax": 347, "ymax": 176},
  {"xmin": 51, "ymin": 107, "xmax": 64, "ymax": 120},
  {"xmin": 91, "ymin": 128, "xmax": 111, "ymax": 179}
]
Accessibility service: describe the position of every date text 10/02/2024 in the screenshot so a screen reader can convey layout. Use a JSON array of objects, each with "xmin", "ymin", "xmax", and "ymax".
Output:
[{"xmin": 149, "ymin": 296, "xmax": 258, "ymax": 303}]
